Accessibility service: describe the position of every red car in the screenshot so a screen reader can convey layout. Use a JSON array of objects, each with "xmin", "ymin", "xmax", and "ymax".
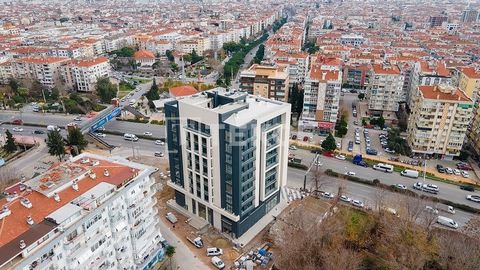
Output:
[
  {"xmin": 303, "ymin": 136, "xmax": 309, "ymax": 142},
  {"xmin": 12, "ymin": 119, "xmax": 23, "ymax": 125},
  {"xmin": 457, "ymin": 164, "xmax": 473, "ymax": 171}
]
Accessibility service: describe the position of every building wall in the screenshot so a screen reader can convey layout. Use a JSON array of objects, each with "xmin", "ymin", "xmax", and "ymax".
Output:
[{"xmin": 367, "ymin": 72, "xmax": 404, "ymax": 112}]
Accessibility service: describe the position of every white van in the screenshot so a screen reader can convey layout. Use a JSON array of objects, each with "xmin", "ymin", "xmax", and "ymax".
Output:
[
  {"xmin": 47, "ymin": 125, "xmax": 60, "ymax": 132},
  {"xmin": 437, "ymin": 216, "xmax": 458, "ymax": 229},
  {"xmin": 123, "ymin": 133, "xmax": 138, "ymax": 141},
  {"xmin": 401, "ymin": 169, "xmax": 419, "ymax": 178},
  {"xmin": 206, "ymin": 247, "xmax": 223, "ymax": 256},
  {"xmin": 129, "ymin": 99, "xmax": 136, "ymax": 106},
  {"xmin": 373, "ymin": 163, "xmax": 394, "ymax": 173}
]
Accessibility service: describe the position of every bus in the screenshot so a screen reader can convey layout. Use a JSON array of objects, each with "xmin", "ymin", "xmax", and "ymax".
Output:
[{"xmin": 372, "ymin": 163, "xmax": 394, "ymax": 173}]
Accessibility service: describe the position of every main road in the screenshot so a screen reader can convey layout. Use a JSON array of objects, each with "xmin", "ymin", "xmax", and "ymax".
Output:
[
  {"xmin": 290, "ymin": 148, "xmax": 480, "ymax": 209},
  {"xmin": 286, "ymin": 167, "xmax": 473, "ymax": 228}
]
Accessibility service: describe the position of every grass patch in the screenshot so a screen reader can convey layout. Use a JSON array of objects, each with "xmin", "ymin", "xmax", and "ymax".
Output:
[
  {"xmin": 92, "ymin": 104, "xmax": 107, "ymax": 112},
  {"xmin": 130, "ymin": 77, "xmax": 151, "ymax": 84}
]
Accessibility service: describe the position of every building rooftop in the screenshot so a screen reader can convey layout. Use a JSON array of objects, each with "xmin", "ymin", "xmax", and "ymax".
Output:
[
  {"xmin": 419, "ymin": 85, "xmax": 472, "ymax": 103},
  {"xmin": 0, "ymin": 153, "xmax": 144, "ymax": 257}
]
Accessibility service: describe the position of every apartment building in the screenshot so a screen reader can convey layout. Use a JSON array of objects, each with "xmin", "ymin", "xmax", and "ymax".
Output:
[
  {"xmin": 301, "ymin": 56, "xmax": 342, "ymax": 133},
  {"xmin": 366, "ymin": 63, "xmax": 404, "ymax": 117},
  {"xmin": 239, "ymin": 64, "xmax": 289, "ymax": 102},
  {"xmin": 165, "ymin": 88, "xmax": 290, "ymax": 238},
  {"xmin": 271, "ymin": 51, "xmax": 309, "ymax": 85},
  {"xmin": 0, "ymin": 61, "xmax": 12, "ymax": 84},
  {"xmin": 63, "ymin": 56, "xmax": 111, "ymax": 92},
  {"xmin": 342, "ymin": 64, "xmax": 370, "ymax": 91},
  {"xmin": 177, "ymin": 37, "xmax": 211, "ymax": 56},
  {"xmin": 10, "ymin": 57, "xmax": 69, "ymax": 88},
  {"xmin": 408, "ymin": 61, "xmax": 452, "ymax": 108},
  {"xmin": 407, "ymin": 85, "xmax": 473, "ymax": 159},
  {"xmin": 458, "ymin": 67, "xmax": 480, "ymax": 102},
  {"xmin": 0, "ymin": 153, "xmax": 164, "ymax": 270},
  {"xmin": 339, "ymin": 34, "xmax": 365, "ymax": 46}
]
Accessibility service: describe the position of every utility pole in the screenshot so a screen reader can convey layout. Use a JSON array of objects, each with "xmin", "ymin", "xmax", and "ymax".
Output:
[{"xmin": 303, "ymin": 153, "xmax": 319, "ymax": 191}]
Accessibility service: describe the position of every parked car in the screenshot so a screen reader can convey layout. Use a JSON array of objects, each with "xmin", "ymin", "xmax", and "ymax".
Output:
[
  {"xmin": 395, "ymin": 184, "xmax": 407, "ymax": 190},
  {"xmin": 206, "ymin": 247, "xmax": 223, "ymax": 256},
  {"xmin": 73, "ymin": 116, "xmax": 82, "ymax": 121},
  {"xmin": 366, "ymin": 148, "xmax": 378, "ymax": 155},
  {"xmin": 211, "ymin": 257, "xmax": 225, "ymax": 269},
  {"xmin": 453, "ymin": 169, "xmax": 461, "ymax": 176},
  {"xmin": 460, "ymin": 185, "xmax": 475, "ymax": 192},
  {"xmin": 154, "ymin": 152, "xmax": 164, "ymax": 157},
  {"xmin": 155, "ymin": 140, "xmax": 165, "ymax": 145},
  {"xmin": 291, "ymin": 135, "xmax": 297, "ymax": 140},
  {"xmin": 303, "ymin": 136, "xmax": 309, "ymax": 142},
  {"xmin": 437, "ymin": 216, "xmax": 458, "ymax": 229},
  {"xmin": 461, "ymin": 171, "xmax": 470, "ymax": 178},
  {"xmin": 445, "ymin": 167, "xmax": 453, "ymax": 174},
  {"xmin": 436, "ymin": 164, "xmax": 446, "ymax": 173},
  {"xmin": 12, "ymin": 127, "xmax": 23, "ymax": 132},
  {"xmin": 33, "ymin": 130, "xmax": 44, "ymax": 134},
  {"xmin": 187, "ymin": 237, "xmax": 204, "ymax": 248},
  {"xmin": 143, "ymin": 131, "xmax": 153, "ymax": 136},
  {"xmin": 165, "ymin": 212, "xmax": 177, "ymax": 224},
  {"xmin": 466, "ymin": 194, "xmax": 480, "ymax": 203},
  {"xmin": 12, "ymin": 119, "xmax": 23, "ymax": 125},
  {"xmin": 345, "ymin": 171, "xmax": 356, "ymax": 176},
  {"xmin": 384, "ymin": 148, "xmax": 395, "ymax": 154},
  {"xmin": 340, "ymin": 195, "xmax": 351, "ymax": 202},
  {"xmin": 413, "ymin": 182, "xmax": 423, "ymax": 190},
  {"xmin": 95, "ymin": 133, "xmax": 106, "ymax": 138},
  {"xmin": 321, "ymin": 192, "xmax": 335, "ymax": 199},
  {"xmin": 401, "ymin": 169, "xmax": 419, "ymax": 178},
  {"xmin": 335, "ymin": 154, "xmax": 346, "ymax": 160},
  {"xmin": 425, "ymin": 206, "xmax": 439, "ymax": 215},
  {"xmin": 351, "ymin": 200, "xmax": 364, "ymax": 208},
  {"xmin": 289, "ymin": 145, "xmax": 297, "ymax": 150}
]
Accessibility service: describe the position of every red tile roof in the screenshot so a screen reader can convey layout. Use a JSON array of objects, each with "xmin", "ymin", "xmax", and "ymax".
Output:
[
  {"xmin": 133, "ymin": 50, "xmax": 155, "ymax": 60},
  {"xmin": 461, "ymin": 67, "xmax": 480, "ymax": 79},
  {"xmin": 419, "ymin": 85, "xmax": 472, "ymax": 102},
  {"xmin": 169, "ymin": 85, "xmax": 198, "ymax": 97},
  {"xmin": 70, "ymin": 56, "xmax": 109, "ymax": 68}
]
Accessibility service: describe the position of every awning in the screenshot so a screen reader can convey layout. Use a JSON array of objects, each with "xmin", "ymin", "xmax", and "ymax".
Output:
[{"xmin": 318, "ymin": 122, "xmax": 335, "ymax": 129}]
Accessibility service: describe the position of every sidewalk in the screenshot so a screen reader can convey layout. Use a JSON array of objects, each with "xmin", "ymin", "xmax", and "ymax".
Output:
[{"xmin": 291, "ymin": 139, "xmax": 479, "ymax": 185}]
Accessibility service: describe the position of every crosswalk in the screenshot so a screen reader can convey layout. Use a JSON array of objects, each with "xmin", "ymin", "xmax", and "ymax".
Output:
[{"xmin": 281, "ymin": 187, "xmax": 303, "ymax": 202}]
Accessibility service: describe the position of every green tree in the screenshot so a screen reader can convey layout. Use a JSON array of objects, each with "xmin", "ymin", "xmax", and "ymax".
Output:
[
  {"xmin": 9, "ymin": 78, "xmax": 19, "ymax": 92},
  {"xmin": 17, "ymin": 87, "xmax": 29, "ymax": 98},
  {"xmin": 170, "ymin": 63, "xmax": 179, "ymax": 72},
  {"xmin": 96, "ymin": 77, "xmax": 117, "ymax": 103},
  {"xmin": 335, "ymin": 115, "xmax": 348, "ymax": 137},
  {"xmin": 358, "ymin": 93, "xmax": 365, "ymax": 100},
  {"xmin": 47, "ymin": 130, "xmax": 66, "ymax": 161},
  {"xmin": 111, "ymin": 47, "xmax": 135, "ymax": 57},
  {"xmin": 67, "ymin": 128, "xmax": 88, "ymax": 156},
  {"xmin": 31, "ymin": 80, "xmax": 46, "ymax": 100},
  {"xmin": 190, "ymin": 49, "xmax": 203, "ymax": 64},
  {"xmin": 48, "ymin": 87, "xmax": 60, "ymax": 101},
  {"xmin": 165, "ymin": 245, "xmax": 176, "ymax": 270},
  {"xmin": 3, "ymin": 130, "xmax": 16, "ymax": 153},
  {"xmin": 289, "ymin": 83, "xmax": 304, "ymax": 113},
  {"xmin": 166, "ymin": 50, "xmax": 174, "ymax": 62},
  {"xmin": 254, "ymin": 44, "xmax": 265, "ymax": 64},
  {"xmin": 322, "ymin": 133, "xmax": 337, "ymax": 151},
  {"xmin": 146, "ymin": 78, "xmax": 160, "ymax": 101}
]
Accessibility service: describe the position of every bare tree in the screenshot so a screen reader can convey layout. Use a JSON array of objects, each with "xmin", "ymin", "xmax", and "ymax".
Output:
[
  {"xmin": 436, "ymin": 230, "xmax": 480, "ymax": 270},
  {"xmin": 0, "ymin": 166, "xmax": 19, "ymax": 192},
  {"xmin": 373, "ymin": 188, "xmax": 387, "ymax": 211},
  {"xmin": 399, "ymin": 195, "xmax": 426, "ymax": 224}
]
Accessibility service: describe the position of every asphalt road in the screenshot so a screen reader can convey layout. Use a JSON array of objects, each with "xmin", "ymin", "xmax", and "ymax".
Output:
[
  {"xmin": 290, "ymin": 148, "xmax": 480, "ymax": 208},
  {"xmin": 104, "ymin": 120, "xmax": 166, "ymax": 138},
  {"xmin": 0, "ymin": 111, "xmax": 87, "ymax": 128},
  {"xmin": 287, "ymin": 167, "xmax": 472, "ymax": 228}
]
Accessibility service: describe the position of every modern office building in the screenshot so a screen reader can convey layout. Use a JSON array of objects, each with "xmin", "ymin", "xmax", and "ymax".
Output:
[
  {"xmin": 165, "ymin": 88, "xmax": 291, "ymax": 238},
  {"xmin": 0, "ymin": 153, "xmax": 164, "ymax": 270},
  {"xmin": 407, "ymin": 85, "xmax": 473, "ymax": 159},
  {"xmin": 239, "ymin": 64, "xmax": 289, "ymax": 102},
  {"xmin": 461, "ymin": 8, "xmax": 479, "ymax": 23}
]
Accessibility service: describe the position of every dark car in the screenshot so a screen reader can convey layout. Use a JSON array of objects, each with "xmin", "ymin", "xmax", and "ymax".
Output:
[
  {"xmin": 33, "ymin": 130, "xmax": 45, "ymax": 134},
  {"xmin": 291, "ymin": 135, "xmax": 297, "ymax": 140},
  {"xmin": 12, "ymin": 119, "xmax": 23, "ymax": 125},
  {"xmin": 366, "ymin": 148, "xmax": 378, "ymax": 155},
  {"xmin": 460, "ymin": 185, "xmax": 475, "ymax": 192},
  {"xmin": 457, "ymin": 164, "xmax": 473, "ymax": 171},
  {"xmin": 436, "ymin": 164, "xmax": 445, "ymax": 173}
]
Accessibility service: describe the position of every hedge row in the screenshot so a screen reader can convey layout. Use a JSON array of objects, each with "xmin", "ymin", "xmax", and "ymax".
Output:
[{"xmin": 115, "ymin": 118, "xmax": 149, "ymax": 124}]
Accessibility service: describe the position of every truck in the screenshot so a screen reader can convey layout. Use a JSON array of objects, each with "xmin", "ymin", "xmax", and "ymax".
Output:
[
  {"xmin": 437, "ymin": 216, "xmax": 458, "ymax": 229},
  {"xmin": 352, "ymin": 154, "xmax": 368, "ymax": 167},
  {"xmin": 187, "ymin": 236, "xmax": 204, "ymax": 248},
  {"xmin": 400, "ymin": 169, "xmax": 419, "ymax": 178}
]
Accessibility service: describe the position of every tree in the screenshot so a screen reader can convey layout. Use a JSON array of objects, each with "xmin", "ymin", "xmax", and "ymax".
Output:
[
  {"xmin": 146, "ymin": 78, "xmax": 160, "ymax": 101},
  {"xmin": 165, "ymin": 50, "xmax": 174, "ymax": 62},
  {"xmin": 111, "ymin": 47, "xmax": 135, "ymax": 57},
  {"xmin": 321, "ymin": 133, "xmax": 337, "ymax": 151},
  {"xmin": 170, "ymin": 63, "xmax": 179, "ymax": 72},
  {"xmin": 165, "ymin": 245, "xmax": 175, "ymax": 270},
  {"xmin": 3, "ymin": 130, "xmax": 16, "ymax": 153},
  {"xmin": 96, "ymin": 77, "xmax": 117, "ymax": 103},
  {"xmin": 358, "ymin": 93, "xmax": 365, "ymax": 100},
  {"xmin": 253, "ymin": 44, "xmax": 265, "ymax": 64},
  {"xmin": 47, "ymin": 130, "xmax": 66, "ymax": 161},
  {"xmin": 190, "ymin": 49, "xmax": 203, "ymax": 64},
  {"xmin": 288, "ymin": 83, "xmax": 304, "ymax": 114},
  {"xmin": 9, "ymin": 78, "xmax": 19, "ymax": 92},
  {"xmin": 67, "ymin": 128, "xmax": 88, "ymax": 156}
]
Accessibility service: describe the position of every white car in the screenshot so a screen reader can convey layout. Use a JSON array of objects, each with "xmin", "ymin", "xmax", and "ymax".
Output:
[
  {"xmin": 206, "ymin": 247, "xmax": 223, "ymax": 256},
  {"xmin": 321, "ymin": 192, "xmax": 335, "ymax": 199},
  {"xmin": 445, "ymin": 167, "xmax": 453, "ymax": 174},
  {"xmin": 336, "ymin": 142, "xmax": 341, "ymax": 148},
  {"xmin": 340, "ymin": 195, "xmax": 351, "ymax": 202},
  {"xmin": 73, "ymin": 116, "xmax": 82, "ymax": 121},
  {"xmin": 461, "ymin": 171, "xmax": 469, "ymax": 178},
  {"xmin": 413, "ymin": 182, "xmax": 423, "ymax": 190},
  {"xmin": 335, "ymin": 155, "xmax": 346, "ymax": 160},
  {"xmin": 12, "ymin": 127, "xmax": 23, "ymax": 132},
  {"xmin": 144, "ymin": 132, "xmax": 153, "ymax": 136},
  {"xmin": 211, "ymin": 257, "xmax": 225, "ymax": 269},
  {"xmin": 351, "ymin": 200, "xmax": 364, "ymax": 208},
  {"xmin": 314, "ymin": 160, "xmax": 323, "ymax": 166},
  {"xmin": 453, "ymin": 169, "xmax": 461, "ymax": 176},
  {"xmin": 466, "ymin": 194, "xmax": 480, "ymax": 203},
  {"xmin": 395, "ymin": 184, "xmax": 407, "ymax": 190},
  {"xmin": 155, "ymin": 140, "xmax": 165, "ymax": 145},
  {"xmin": 289, "ymin": 145, "xmax": 297, "ymax": 150},
  {"xmin": 425, "ymin": 206, "xmax": 439, "ymax": 215},
  {"xmin": 345, "ymin": 171, "xmax": 356, "ymax": 176},
  {"xmin": 95, "ymin": 133, "xmax": 106, "ymax": 138}
]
